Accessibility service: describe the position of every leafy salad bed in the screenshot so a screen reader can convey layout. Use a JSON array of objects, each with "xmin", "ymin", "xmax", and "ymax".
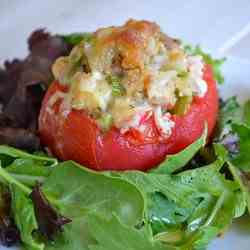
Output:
[{"xmin": 0, "ymin": 31, "xmax": 250, "ymax": 250}]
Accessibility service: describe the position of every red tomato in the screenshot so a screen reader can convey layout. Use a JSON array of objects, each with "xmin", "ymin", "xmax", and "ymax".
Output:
[{"xmin": 39, "ymin": 64, "xmax": 218, "ymax": 171}]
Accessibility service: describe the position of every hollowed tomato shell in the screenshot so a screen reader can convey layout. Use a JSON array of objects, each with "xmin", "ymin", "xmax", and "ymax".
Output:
[{"xmin": 39, "ymin": 64, "xmax": 218, "ymax": 171}]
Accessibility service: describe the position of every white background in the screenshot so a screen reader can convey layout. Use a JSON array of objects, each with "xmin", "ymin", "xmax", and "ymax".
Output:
[{"xmin": 1, "ymin": 1, "xmax": 250, "ymax": 249}]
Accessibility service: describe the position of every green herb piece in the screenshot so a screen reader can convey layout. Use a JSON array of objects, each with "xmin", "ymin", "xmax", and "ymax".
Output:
[
  {"xmin": 106, "ymin": 75, "xmax": 125, "ymax": 97},
  {"xmin": 152, "ymin": 127, "xmax": 207, "ymax": 174},
  {"xmin": 97, "ymin": 113, "xmax": 113, "ymax": 131},
  {"xmin": 177, "ymin": 70, "xmax": 189, "ymax": 79},
  {"xmin": 61, "ymin": 32, "xmax": 95, "ymax": 46},
  {"xmin": 172, "ymin": 96, "xmax": 193, "ymax": 115},
  {"xmin": 184, "ymin": 45, "xmax": 226, "ymax": 84}
]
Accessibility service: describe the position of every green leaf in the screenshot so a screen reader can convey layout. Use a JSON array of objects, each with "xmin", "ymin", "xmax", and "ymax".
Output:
[
  {"xmin": 42, "ymin": 161, "xmax": 144, "ymax": 226},
  {"xmin": 187, "ymin": 226, "xmax": 218, "ymax": 250},
  {"xmin": 115, "ymin": 148, "xmax": 240, "ymax": 248},
  {"xmin": 0, "ymin": 166, "xmax": 31, "ymax": 195},
  {"xmin": 45, "ymin": 216, "xmax": 96, "ymax": 250},
  {"xmin": 227, "ymin": 161, "xmax": 249, "ymax": 214},
  {"xmin": 0, "ymin": 145, "xmax": 56, "ymax": 187},
  {"xmin": 218, "ymin": 97, "xmax": 242, "ymax": 133},
  {"xmin": 176, "ymin": 159, "xmax": 235, "ymax": 195},
  {"xmin": 6, "ymin": 158, "xmax": 51, "ymax": 186},
  {"xmin": 148, "ymin": 192, "xmax": 191, "ymax": 235},
  {"xmin": 214, "ymin": 143, "xmax": 247, "ymax": 216},
  {"xmin": 61, "ymin": 32, "xmax": 95, "ymax": 46},
  {"xmin": 243, "ymin": 100, "xmax": 250, "ymax": 127},
  {"xmin": 88, "ymin": 214, "xmax": 175, "ymax": 250},
  {"xmin": 116, "ymin": 171, "xmax": 197, "ymax": 208},
  {"xmin": 152, "ymin": 128, "xmax": 207, "ymax": 174},
  {"xmin": 231, "ymin": 123, "xmax": 250, "ymax": 170},
  {"xmin": 0, "ymin": 145, "xmax": 57, "ymax": 167},
  {"xmin": 184, "ymin": 45, "xmax": 226, "ymax": 84},
  {"xmin": 40, "ymin": 161, "xmax": 145, "ymax": 250},
  {"xmin": 11, "ymin": 185, "xmax": 44, "ymax": 250}
]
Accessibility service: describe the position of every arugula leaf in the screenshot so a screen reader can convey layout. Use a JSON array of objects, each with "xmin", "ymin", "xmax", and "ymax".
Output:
[
  {"xmin": 184, "ymin": 45, "xmax": 226, "ymax": 84},
  {"xmin": 152, "ymin": 128, "xmax": 207, "ymax": 174},
  {"xmin": 11, "ymin": 185, "xmax": 44, "ymax": 250},
  {"xmin": 61, "ymin": 32, "xmax": 95, "ymax": 46}
]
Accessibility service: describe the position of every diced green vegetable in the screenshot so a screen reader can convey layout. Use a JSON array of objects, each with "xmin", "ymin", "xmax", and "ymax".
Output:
[
  {"xmin": 106, "ymin": 75, "xmax": 125, "ymax": 97},
  {"xmin": 172, "ymin": 95, "xmax": 193, "ymax": 115},
  {"xmin": 97, "ymin": 113, "xmax": 113, "ymax": 131}
]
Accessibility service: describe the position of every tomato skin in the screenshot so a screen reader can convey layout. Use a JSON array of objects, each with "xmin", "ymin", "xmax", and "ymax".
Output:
[{"xmin": 39, "ymin": 65, "xmax": 218, "ymax": 171}]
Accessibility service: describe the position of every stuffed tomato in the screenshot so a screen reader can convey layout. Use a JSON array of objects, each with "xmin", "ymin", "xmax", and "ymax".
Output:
[{"xmin": 39, "ymin": 20, "xmax": 218, "ymax": 171}]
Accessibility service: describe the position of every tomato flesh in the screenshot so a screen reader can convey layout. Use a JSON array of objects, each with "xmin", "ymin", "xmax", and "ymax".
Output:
[{"xmin": 39, "ymin": 65, "xmax": 218, "ymax": 171}]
